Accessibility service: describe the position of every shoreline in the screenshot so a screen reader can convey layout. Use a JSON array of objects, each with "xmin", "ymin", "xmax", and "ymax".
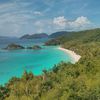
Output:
[{"xmin": 58, "ymin": 47, "xmax": 81, "ymax": 64}]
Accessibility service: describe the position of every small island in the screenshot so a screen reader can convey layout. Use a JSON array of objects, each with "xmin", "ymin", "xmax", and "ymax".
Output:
[
  {"xmin": 27, "ymin": 45, "xmax": 42, "ymax": 50},
  {"xmin": 4, "ymin": 43, "xmax": 25, "ymax": 50}
]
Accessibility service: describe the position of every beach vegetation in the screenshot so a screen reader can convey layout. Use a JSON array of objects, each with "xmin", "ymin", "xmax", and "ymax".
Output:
[{"xmin": 0, "ymin": 28, "xmax": 100, "ymax": 100}]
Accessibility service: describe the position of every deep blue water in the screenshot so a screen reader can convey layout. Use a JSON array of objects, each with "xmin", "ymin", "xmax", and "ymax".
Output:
[{"xmin": 0, "ymin": 38, "xmax": 72, "ymax": 85}]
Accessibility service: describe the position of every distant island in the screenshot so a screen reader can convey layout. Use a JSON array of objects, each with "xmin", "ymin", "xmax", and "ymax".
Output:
[
  {"xmin": 20, "ymin": 31, "xmax": 72, "ymax": 39},
  {"xmin": 20, "ymin": 33, "xmax": 49, "ymax": 39},
  {"xmin": 0, "ymin": 31, "xmax": 72, "ymax": 40},
  {"xmin": 4, "ymin": 43, "xmax": 25, "ymax": 50},
  {"xmin": 3, "ymin": 43, "xmax": 42, "ymax": 50}
]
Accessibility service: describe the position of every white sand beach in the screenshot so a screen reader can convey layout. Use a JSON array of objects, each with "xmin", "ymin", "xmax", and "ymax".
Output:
[{"xmin": 58, "ymin": 47, "xmax": 81, "ymax": 64}]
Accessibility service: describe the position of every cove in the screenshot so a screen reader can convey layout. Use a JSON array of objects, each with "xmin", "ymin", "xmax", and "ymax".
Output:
[{"xmin": 0, "ymin": 38, "xmax": 72, "ymax": 85}]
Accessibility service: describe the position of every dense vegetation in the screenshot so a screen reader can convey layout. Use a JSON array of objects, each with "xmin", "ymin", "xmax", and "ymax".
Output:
[
  {"xmin": 0, "ymin": 28, "xmax": 100, "ymax": 100},
  {"xmin": 45, "ymin": 28, "xmax": 100, "ymax": 45}
]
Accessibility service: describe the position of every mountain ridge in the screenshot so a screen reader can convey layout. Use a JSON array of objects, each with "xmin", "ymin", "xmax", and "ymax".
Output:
[
  {"xmin": 20, "ymin": 33, "xmax": 49, "ymax": 39},
  {"xmin": 20, "ymin": 31, "xmax": 72, "ymax": 39}
]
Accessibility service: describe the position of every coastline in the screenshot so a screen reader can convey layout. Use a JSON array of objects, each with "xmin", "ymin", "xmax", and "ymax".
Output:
[{"xmin": 58, "ymin": 47, "xmax": 81, "ymax": 64}]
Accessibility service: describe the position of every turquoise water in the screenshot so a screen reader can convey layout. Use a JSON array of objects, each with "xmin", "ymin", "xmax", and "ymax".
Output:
[{"xmin": 0, "ymin": 38, "xmax": 72, "ymax": 85}]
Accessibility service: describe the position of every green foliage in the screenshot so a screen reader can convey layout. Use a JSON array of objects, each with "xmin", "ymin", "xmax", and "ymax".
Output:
[
  {"xmin": 0, "ymin": 86, "xmax": 9, "ymax": 100},
  {"xmin": 45, "ymin": 28, "xmax": 100, "ymax": 45},
  {"xmin": 1, "ymin": 28, "xmax": 100, "ymax": 100}
]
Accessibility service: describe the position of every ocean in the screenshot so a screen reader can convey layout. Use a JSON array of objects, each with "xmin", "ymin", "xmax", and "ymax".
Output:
[{"xmin": 0, "ymin": 38, "xmax": 72, "ymax": 85}]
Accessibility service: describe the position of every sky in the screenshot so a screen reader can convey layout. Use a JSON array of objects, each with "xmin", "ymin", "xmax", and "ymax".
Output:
[{"xmin": 0, "ymin": 0, "xmax": 100, "ymax": 36}]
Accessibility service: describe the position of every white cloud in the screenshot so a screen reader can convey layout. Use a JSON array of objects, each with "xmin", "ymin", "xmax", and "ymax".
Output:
[
  {"xmin": 34, "ymin": 11, "xmax": 43, "ymax": 16},
  {"xmin": 53, "ymin": 16, "xmax": 67, "ymax": 28},
  {"xmin": 0, "ymin": 1, "xmax": 36, "ymax": 36},
  {"xmin": 34, "ymin": 20, "xmax": 52, "ymax": 33},
  {"xmin": 34, "ymin": 21, "xmax": 44, "ymax": 28},
  {"xmin": 53, "ymin": 16, "xmax": 91, "ymax": 30},
  {"xmin": 70, "ymin": 16, "xmax": 90, "ymax": 27}
]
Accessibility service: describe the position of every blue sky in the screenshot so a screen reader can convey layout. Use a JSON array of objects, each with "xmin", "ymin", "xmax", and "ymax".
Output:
[{"xmin": 0, "ymin": 0, "xmax": 100, "ymax": 36}]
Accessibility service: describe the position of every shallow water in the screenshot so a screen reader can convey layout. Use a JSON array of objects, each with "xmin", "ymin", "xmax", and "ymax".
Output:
[{"xmin": 0, "ymin": 38, "xmax": 72, "ymax": 85}]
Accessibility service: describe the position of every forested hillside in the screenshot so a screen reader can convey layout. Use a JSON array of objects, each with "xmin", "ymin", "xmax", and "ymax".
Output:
[
  {"xmin": 45, "ymin": 28, "xmax": 100, "ymax": 45},
  {"xmin": 0, "ymin": 28, "xmax": 100, "ymax": 100}
]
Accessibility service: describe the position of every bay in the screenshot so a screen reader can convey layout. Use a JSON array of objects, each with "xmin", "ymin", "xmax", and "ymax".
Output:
[{"xmin": 0, "ymin": 38, "xmax": 72, "ymax": 85}]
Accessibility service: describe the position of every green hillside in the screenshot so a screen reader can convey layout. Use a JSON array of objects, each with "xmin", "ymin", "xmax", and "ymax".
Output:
[
  {"xmin": 45, "ymin": 28, "xmax": 100, "ymax": 45},
  {"xmin": 0, "ymin": 28, "xmax": 100, "ymax": 100}
]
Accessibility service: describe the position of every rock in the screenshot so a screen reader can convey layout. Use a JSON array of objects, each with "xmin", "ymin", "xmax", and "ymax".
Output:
[
  {"xmin": 27, "ymin": 45, "xmax": 42, "ymax": 50},
  {"xmin": 4, "ymin": 43, "xmax": 24, "ymax": 50}
]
